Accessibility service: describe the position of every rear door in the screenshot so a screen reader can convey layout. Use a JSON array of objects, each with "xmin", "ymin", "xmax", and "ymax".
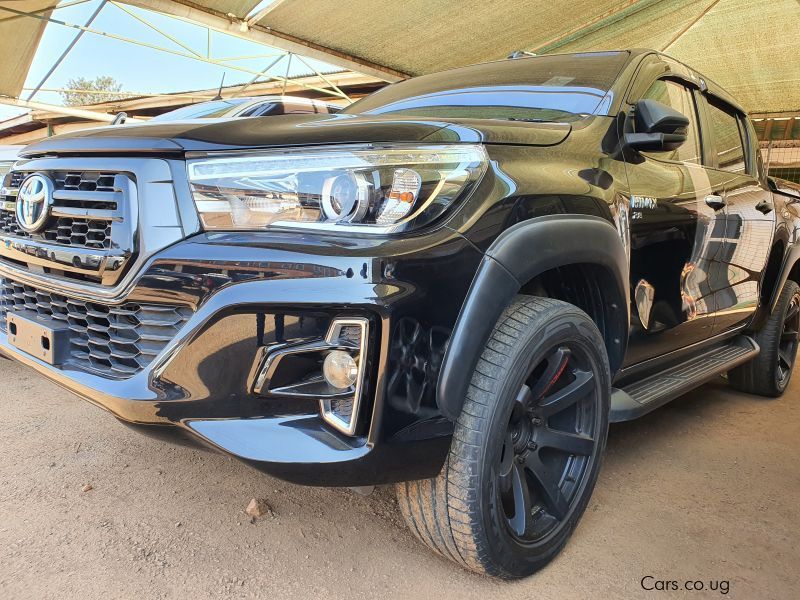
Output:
[
  {"xmin": 623, "ymin": 70, "xmax": 724, "ymax": 365},
  {"xmin": 698, "ymin": 95, "xmax": 776, "ymax": 334}
]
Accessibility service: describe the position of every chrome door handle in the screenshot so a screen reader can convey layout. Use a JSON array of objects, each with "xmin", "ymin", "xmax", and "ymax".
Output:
[{"xmin": 705, "ymin": 195, "xmax": 727, "ymax": 211}]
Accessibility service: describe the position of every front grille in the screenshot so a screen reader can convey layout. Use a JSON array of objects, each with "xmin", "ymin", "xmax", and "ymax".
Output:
[
  {"xmin": 0, "ymin": 211, "xmax": 112, "ymax": 249},
  {"xmin": 0, "ymin": 210, "xmax": 24, "ymax": 237},
  {"xmin": 0, "ymin": 278, "xmax": 192, "ymax": 378},
  {"xmin": 46, "ymin": 217, "xmax": 112, "ymax": 248},
  {"xmin": 8, "ymin": 171, "xmax": 24, "ymax": 189},
  {"xmin": 1, "ymin": 171, "xmax": 121, "ymax": 251}
]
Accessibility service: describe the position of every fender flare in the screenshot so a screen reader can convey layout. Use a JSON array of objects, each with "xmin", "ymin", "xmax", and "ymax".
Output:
[
  {"xmin": 768, "ymin": 242, "xmax": 800, "ymax": 313},
  {"xmin": 436, "ymin": 214, "xmax": 630, "ymax": 421}
]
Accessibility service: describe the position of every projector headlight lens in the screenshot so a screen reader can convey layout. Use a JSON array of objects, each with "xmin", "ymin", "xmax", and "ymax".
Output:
[{"xmin": 187, "ymin": 144, "xmax": 487, "ymax": 233}]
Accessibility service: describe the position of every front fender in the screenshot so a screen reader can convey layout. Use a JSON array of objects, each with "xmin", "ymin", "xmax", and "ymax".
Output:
[{"xmin": 436, "ymin": 214, "xmax": 630, "ymax": 421}]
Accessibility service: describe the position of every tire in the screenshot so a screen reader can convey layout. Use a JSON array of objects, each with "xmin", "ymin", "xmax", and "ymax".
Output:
[
  {"xmin": 397, "ymin": 296, "xmax": 610, "ymax": 578},
  {"xmin": 729, "ymin": 280, "xmax": 800, "ymax": 397}
]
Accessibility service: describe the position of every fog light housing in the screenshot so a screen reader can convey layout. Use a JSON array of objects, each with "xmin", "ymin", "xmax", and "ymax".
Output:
[
  {"xmin": 323, "ymin": 350, "xmax": 359, "ymax": 389},
  {"xmin": 251, "ymin": 317, "xmax": 369, "ymax": 436},
  {"xmin": 319, "ymin": 319, "xmax": 368, "ymax": 435}
]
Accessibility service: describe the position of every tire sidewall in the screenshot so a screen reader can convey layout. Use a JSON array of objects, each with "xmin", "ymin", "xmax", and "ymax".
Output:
[{"xmin": 471, "ymin": 308, "xmax": 610, "ymax": 577}]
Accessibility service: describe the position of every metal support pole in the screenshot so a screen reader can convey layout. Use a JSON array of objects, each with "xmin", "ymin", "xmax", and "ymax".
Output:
[
  {"xmin": 281, "ymin": 54, "xmax": 292, "ymax": 96},
  {"xmin": 26, "ymin": 0, "xmax": 108, "ymax": 101},
  {"xmin": 0, "ymin": 96, "xmax": 143, "ymax": 123},
  {"xmin": 0, "ymin": 0, "xmax": 92, "ymax": 24},
  {"xmin": 295, "ymin": 55, "xmax": 351, "ymax": 103},
  {"xmin": 660, "ymin": 0, "xmax": 722, "ymax": 52},
  {"xmin": 232, "ymin": 54, "xmax": 287, "ymax": 98},
  {"xmin": 110, "ymin": 1, "xmax": 202, "ymax": 57},
  {"xmin": 1, "ymin": 6, "xmax": 351, "ymax": 99}
]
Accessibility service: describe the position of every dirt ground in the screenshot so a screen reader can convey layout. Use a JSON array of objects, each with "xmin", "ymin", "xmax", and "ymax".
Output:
[{"xmin": 0, "ymin": 358, "xmax": 798, "ymax": 600}]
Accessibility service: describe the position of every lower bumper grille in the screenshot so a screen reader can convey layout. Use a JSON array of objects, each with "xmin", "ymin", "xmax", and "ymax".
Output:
[{"xmin": 0, "ymin": 278, "xmax": 192, "ymax": 378}]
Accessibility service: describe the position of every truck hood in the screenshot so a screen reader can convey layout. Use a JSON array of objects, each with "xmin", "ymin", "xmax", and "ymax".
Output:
[{"xmin": 19, "ymin": 113, "xmax": 572, "ymax": 157}]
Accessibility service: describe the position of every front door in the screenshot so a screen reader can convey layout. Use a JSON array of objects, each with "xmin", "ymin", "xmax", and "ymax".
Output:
[{"xmin": 623, "ymin": 78, "xmax": 725, "ymax": 365}]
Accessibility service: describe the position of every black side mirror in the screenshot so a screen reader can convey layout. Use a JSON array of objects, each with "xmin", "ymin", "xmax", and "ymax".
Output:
[
  {"xmin": 624, "ymin": 99, "xmax": 689, "ymax": 152},
  {"xmin": 767, "ymin": 176, "xmax": 780, "ymax": 192}
]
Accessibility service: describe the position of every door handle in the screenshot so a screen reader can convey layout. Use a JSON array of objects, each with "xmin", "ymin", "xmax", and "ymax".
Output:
[
  {"xmin": 755, "ymin": 200, "xmax": 774, "ymax": 215},
  {"xmin": 705, "ymin": 195, "xmax": 727, "ymax": 211}
]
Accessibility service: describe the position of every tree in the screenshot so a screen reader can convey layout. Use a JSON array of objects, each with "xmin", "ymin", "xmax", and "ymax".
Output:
[{"xmin": 60, "ymin": 76, "xmax": 126, "ymax": 106}]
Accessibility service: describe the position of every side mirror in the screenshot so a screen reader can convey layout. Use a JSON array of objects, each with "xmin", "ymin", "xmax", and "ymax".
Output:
[
  {"xmin": 767, "ymin": 176, "xmax": 779, "ymax": 192},
  {"xmin": 624, "ymin": 99, "xmax": 689, "ymax": 152}
]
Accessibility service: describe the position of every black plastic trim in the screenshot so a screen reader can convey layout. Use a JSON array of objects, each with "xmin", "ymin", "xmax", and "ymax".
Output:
[
  {"xmin": 437, "ymin": 214, "xmax": 630, "ymax": 421},
  {"xmin": 769, "ymin": 242, "xmax": 800, "ymax": 314}
]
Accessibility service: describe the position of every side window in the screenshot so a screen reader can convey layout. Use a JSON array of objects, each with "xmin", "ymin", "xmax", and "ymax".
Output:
[
  {"xmin": 238, "ymin": 105, "xmax": 262, "ymax": 117},
  {"xmin": 282, "ymin": 100, "xmax": 315, "ymax": 114},
  {"xmin": 706, "ymin": 99, "xmax": 747, "ymax": 174},
  {"xmin": 252, "ymin": 103, "xmax": 282, "ymax": 117},
  {"xmin": 639, "ymin": 79, "xmax": 702, "ymax": 164}
]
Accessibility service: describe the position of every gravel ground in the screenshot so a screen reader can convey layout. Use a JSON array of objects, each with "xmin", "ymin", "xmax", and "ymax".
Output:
[{"xmin": 1, "ymin": 357, "xmax": 798, "ymax": 599}]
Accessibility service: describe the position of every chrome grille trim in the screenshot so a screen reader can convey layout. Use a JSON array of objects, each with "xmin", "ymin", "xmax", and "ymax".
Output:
[
  {"xmin": 0, "ymin": 277, "xmax": 192, "ymax": 378},
  {"xmin": 0, "ymin": 156, "xmax": 191, "ymax": 296},
  {"xmin": 1, "ymin": 171, "xmax": 123, "ymax": 251}
]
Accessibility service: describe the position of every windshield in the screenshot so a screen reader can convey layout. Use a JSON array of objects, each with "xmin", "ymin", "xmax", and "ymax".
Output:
[
  {"xmin": 344, "ymin": 52, "xmax": 628, "ymax": 122},
  {"xmin": 150, "ymin": 98, "xmax": 252, "ymax": 121}
]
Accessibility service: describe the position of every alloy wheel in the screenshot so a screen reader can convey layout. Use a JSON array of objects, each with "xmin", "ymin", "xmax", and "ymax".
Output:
[
  {"xmin": 494, "ymin": 344, "xmax": 601, "ymax": 543},
  {"xmin": 778, "ymin": 291, "xmax": 800, "ymax": 386}
]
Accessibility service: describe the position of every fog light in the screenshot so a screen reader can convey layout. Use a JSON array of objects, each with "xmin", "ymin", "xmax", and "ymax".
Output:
[{"xmin": 323, "ymin": 350, "xmax": 358, "ymax": 389}]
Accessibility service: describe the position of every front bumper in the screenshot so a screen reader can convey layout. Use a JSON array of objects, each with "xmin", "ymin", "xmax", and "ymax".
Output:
[{"xmin": 0, "ymin": 229, "xmax": 480, "ymax": 486}]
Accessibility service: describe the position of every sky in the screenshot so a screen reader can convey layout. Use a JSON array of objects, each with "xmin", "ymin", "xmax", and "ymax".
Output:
[{"xmin": 0, "ymin": 0, "xmax": 340, "ymax": 120}]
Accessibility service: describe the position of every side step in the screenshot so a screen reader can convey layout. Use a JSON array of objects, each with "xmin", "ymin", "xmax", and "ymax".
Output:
[{"xmin": 610, "ymin": 336, "xmax": 760, "ymax": 423}]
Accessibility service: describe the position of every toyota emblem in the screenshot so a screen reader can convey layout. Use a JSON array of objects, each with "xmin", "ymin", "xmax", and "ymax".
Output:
[{"xmin": 16, "ymin": 173, "xmax": 54, "ymax": 234}]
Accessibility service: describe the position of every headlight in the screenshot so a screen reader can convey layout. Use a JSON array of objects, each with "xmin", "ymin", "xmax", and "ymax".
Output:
[{"xmin": 187, "ymin": 144, "xmax": 487, "ymax": 232}]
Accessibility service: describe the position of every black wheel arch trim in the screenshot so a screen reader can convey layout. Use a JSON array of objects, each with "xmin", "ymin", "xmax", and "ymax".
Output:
[
  {"xmin": 747, "ymin": 243, "xmax": 800, "ymax": 332},
  {"xmin": 437, "ymin": 214, "xmax": 630, "ymax": 421},
  {"xmin": 768, "ymin": 242, "xmax": 800, "ymax": 313}
]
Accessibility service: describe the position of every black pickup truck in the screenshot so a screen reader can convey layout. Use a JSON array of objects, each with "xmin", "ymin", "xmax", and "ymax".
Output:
[{"xmin": 2, "ymin": 50, "xmax": 799, "ymax": 578}]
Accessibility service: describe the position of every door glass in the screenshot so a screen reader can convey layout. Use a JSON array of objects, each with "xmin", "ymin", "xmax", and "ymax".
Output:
[
  {"xmin": 640, "ymin": 80, "xmax": 701, "ymax": 164},
  {"xmin": 707, "ymin": 100, "xmax": 747, "ymax": 174}
]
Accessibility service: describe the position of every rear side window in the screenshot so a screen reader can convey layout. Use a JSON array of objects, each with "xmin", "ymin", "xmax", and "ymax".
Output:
[
  {"xmin": 639, "ymin": 79, "xmax": 701, "ymax": 164},
  {"xmin": 250, "ymin": 103, "xmax": 283, "ymax": 117},
  {"xmin": 706, "ymin": 100, "xmax": 746, "ymax": 174},
  {"xmin": 281, "ymin": 100, "xmax": 316, "ymax": 114}
]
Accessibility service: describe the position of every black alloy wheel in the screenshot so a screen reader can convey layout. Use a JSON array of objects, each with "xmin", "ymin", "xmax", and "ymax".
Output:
[
  {"xmin": 495, "ymin": 344, "xmax": 600, "ymax": 543},
  {"xmin": 396, "ymin": 296, "xmax": 611, "ymax": 578},
  {"xmin": 777, "ymin": 290, "xmax": 800, "ymax": 386},
  {"xmin": 729, "ymin": 280, "xmax": 800, "ymax": 397}
]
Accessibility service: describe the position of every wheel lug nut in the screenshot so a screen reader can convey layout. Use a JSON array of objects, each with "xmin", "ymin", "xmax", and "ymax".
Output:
[{"xmin": 527, "ymin": 441, "xmax": 538, "ymax": 451}]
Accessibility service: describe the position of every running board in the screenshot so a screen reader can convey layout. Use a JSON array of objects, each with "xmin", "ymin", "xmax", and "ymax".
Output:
[{"xmin": 610, "ymin": 336, "xmax": 760, "ymax": 422}]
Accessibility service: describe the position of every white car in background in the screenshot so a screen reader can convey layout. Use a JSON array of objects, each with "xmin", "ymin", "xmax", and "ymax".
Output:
[
  {"xmin": 0, "ymin": 146, "xmax": 22, "ymax": 178},
  {"xmin": 149, "ymin": 96, "xmax": 341, "ymax": 122}
]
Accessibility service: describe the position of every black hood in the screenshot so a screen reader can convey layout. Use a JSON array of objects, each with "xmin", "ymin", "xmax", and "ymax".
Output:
[{"xmin": 19, "ymin": 113, "xmax": 572, "ymax": 157}]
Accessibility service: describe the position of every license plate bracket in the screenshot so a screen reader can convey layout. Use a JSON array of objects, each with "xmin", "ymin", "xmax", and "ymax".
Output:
[{"xmin": 7, "ymin": 311, "xmax": 71, "ymax": 365}]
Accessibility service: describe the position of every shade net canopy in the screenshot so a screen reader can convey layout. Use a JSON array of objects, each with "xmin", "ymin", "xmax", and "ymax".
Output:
[
  {"xmin": 0, "ymin": 1, "xmax": 55, "ymax": 97},
  {"xmin": 2, "ymin": 0, "xmax": 798, "ymax": 114}
]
